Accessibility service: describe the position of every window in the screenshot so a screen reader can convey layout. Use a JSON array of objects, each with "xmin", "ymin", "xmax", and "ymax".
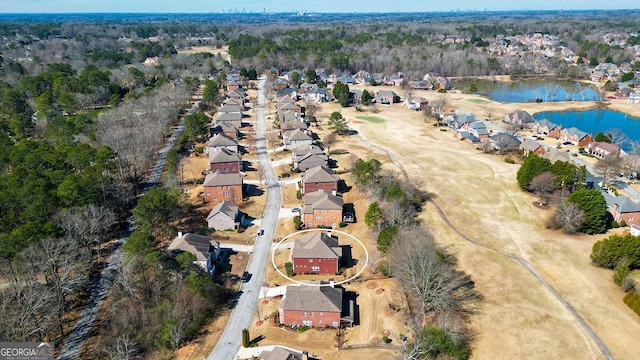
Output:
[
  {"xmin": 302, "ymin": 320, "xmax": 312, "ymax": 327},
  {"xmin": 206, "ymin": 192, "xmax": 211, "ymax": 197},
  {"xmin": 331, "ymin": 321, "xmax": 339, "ymax": 327},
  {"xmin": 311, "ymin": 266, "xmax": 319, "ymax": 272},
  {"xmin": 320, "ymin": 312, "xmax": 323, "ymax": 316},
  {"xmin": 302, "ymin": 311, "xmax": 306, "ymax": 316},
  {"xmin": 315, "ymin": 216, "xmax": 322, "ymax": 220},
  {"xmin": 307, "ymin": 222, "xmax": 312, "ymax": 227},
  {"xmin": 224, "ymin": 192, "xmax": 230, "ymax": 196},
  {"xmin": 223, "ymin": 167, "xmax": 228, "ymax": 172},
  {"xmin": 310, "ymin": 312, "xmax": 314, "ymax": 317}
]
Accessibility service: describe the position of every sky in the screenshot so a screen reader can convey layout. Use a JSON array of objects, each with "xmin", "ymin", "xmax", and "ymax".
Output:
[{"xmin": 0, "ymin": 0, "xmax": 637, "ymax": 13}]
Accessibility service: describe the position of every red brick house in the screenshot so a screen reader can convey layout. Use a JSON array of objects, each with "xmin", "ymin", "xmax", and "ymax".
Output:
[
  {"xmin": 209, "ymin": 122, "xmax": 239, "ymax": 140},
  {"xmin": 203, "ymin": 172, "xmax": 243, "ymax": 205},
  {"xmin": 519, "ymin": 139, "xmax": 546, "ymax": 157},
  {"xmin": 209, "ymin": 148, "xmax": 242, "ymax": 174},
  {"xmin": 292, "ymin": 232, "xmax": 341, "ymax": 274},
  {"xmin": 533, "ymin": 119, "xmax": 562, "ymax": 138},
  {"xmin": 561, "ymin": 127, "xmax": 592, "ymax": 147},
  {"xmin": 302, "ymin": 190, "xmax": 344, "ymax": 229},
  {"xmin": 606, "ymin": 195, "xmax": 640, "ymax": 225},
  {"xmin": 226, "ymin": 80, "xmax": 240, "ymax": 92},
  {"xmin": 301, "ymin": 166, "xmax": 339, "ymax": 195},
  {"xmin": 278, "ymin": 284, "xmax": 343, "ymax": 328}
]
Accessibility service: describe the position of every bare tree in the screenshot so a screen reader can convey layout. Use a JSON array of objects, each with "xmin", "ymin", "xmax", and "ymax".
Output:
[
  {"xmin": 549, "ymin": 202, "xmax": 585, "ymax": 234},
  {"xmin": 322, "ymin": 132, "xmax": 337, "ymax": 155},
  {"xmin": 481, "ymin": 139, "xmax": 492, "ymax": 153},
  {"xmin": 483, "ymin": 104, "xmax": 494, "ymax": 121},
  {"xmin": 256, "ymin": 162, "xmax": 265, "ymax": 186},
  {"xmin": 529, "ymin": 172, "xmax": 556, "ymax": 205},
  {"xmin": 0, "ymin": 281, "xmax": 58, "ymax": 342},
  {"xmin": 383, "ymin": 199, "xmax": 417, "ymax": 227},
  {"xmin": 19, "ymin": 237, "xmax": 90, "ymax": 336},
  {"xmin": 103, "ymin": 333, "xmax": 140, "ymax": 360},
  {"xmin": 55, "ymin": 204, "xmax": 115, "ymax": 263},
  {"xmin": 594, "ymin": 155, "xmax": 621, "ymax": 188},
  {"xmin": 606, "ymin": 128, "xmax": 630, "ymax": 149},
  {"xmin": 427, "ymin": 95, "xmax": 448, "ymax": 126},
  {"xmin": 389, "ymin": 227, "xmax": 480, "ymax": 326}
]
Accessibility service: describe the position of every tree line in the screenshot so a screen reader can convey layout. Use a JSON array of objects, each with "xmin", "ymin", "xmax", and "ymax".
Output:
[{"xmin": 353, "ymin": 158, "xmax": 479, "ymax": 360}]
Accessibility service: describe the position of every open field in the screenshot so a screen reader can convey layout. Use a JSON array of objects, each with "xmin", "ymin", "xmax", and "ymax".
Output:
[{"xmin": 336, "ymin": 98, "xmax": 640, "ymax": 360}]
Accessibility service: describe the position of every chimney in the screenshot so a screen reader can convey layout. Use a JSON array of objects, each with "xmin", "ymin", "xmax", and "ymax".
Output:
[
  {"xmin": 302, "ymin": 350, "xmax": 309, "ymax": 360},
  {"xmin": 178, "ymin": 231, "xmax": 183, "ymax": 238}
]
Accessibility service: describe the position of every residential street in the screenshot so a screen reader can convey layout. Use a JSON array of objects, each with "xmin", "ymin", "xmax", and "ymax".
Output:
[
  {"xmin": 207, "ymin": 77, "xmax": 281, "ymax": 360},
  {"xmin": 58, "ymin": 99, "xmax": 197, "ymax": 360}
]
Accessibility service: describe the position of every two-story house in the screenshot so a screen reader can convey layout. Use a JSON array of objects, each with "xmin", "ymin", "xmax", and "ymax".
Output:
[
  {"xmin": 302, "ymin": 190, "xmax": 344, "ymax": 229},
  {"xmin": 301, "ymin": 166, "xmax": 340, "ymax": 195},
  {"xmin": 203, "ymin": 172, "xmax": 243, "ymax": 205}
]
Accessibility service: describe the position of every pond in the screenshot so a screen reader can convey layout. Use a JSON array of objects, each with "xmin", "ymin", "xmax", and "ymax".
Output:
[
  {"xmin": 534, "ymin": 109, "xmax": 640, "ymax": 151},
  {"xmin": 453, "ymin": 79, "xmax": 600, "ymax": 103}
]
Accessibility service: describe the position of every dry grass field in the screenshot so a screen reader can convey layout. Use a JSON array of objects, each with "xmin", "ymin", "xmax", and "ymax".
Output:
[{"xmin": 329, "ymin": 97, "xmax": 640, "ymax": 360}]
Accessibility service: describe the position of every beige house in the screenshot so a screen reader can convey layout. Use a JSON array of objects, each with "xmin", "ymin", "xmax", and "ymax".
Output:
[
  {"xmin": 168, "ymin": 232, "xmax": 220, "ymax": 274},
  {"xmin": 206, "ymin": 200, "xmax": 243, "ymax": 231}
]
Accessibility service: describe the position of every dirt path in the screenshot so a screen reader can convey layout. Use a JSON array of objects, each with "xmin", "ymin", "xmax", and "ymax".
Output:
[{"xmin": 354, "ymin": 128, "xmax": 615, "ymax": 359}]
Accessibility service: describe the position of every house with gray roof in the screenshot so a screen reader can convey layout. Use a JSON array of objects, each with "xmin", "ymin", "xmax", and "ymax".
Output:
[
  {"xmin": 533, "ymin": 119, "xmax": 562, "ymax": 138},
  {"xmin": 561, "ymin": 127, "xmax": 592, "ymax": 146},
  {"xmin": 520, "ymin": 139, "xmax": 546, "ymax": 156},
  {"xmin": 505, "ymin": 110, "xmax": 536, "ymax": 129},
  {"xmin": 216, "ymin": 112, "xmax": 242, "ymax": 128},
  {"xmin": 283, "ymin": 128, "xmax": 313, "ymax": 150},
  {"xmin": 587, "ymin": 142, "xmax": 620, "ymax": 159},
  {"xmin": 168, "ymin": 232, "xmax": 220, "ymax": 274},
  {"xmin": 256, "ymin": 346, "xmax": 314, "ymax": 360},
  {"xmin": 374, "ymin": 90, "xmax": 399, "ymax": 104},
  {"xmin": 302, "ymin": 166, "xmax": 340, "ymax": 195},
  {"xmin": 302, "ymin": 190, "xmax": 344, "ymax": 229},
  {"xmin": 605, "ymin": 194, "xmax": 640, "ymax": 225},
  {"xmin": 207, "ymin": 133, "xmax": 238, "ymax": 153},
  {"xmin": 278, "ymin": 283, "xmax": 343, "ymax": 328},
  {"xmin": 206, "ymin": 200, "xmax": 243, "ymax": 231},
  {"xmin": 490, "ymin": 132, "xmax": 521, "ymax": 150},
  {"xmin": 292, "ymin": 232, "xmax": 341, "ymax": 274}
]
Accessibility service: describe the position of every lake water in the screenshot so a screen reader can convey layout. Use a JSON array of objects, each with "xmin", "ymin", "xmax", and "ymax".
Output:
[
  {"xmin": 454, "ymin": 79, "xmax": 600, "ymax": 103},
  {"xmin": 534, "ymin": 109, "xmax": 640, "ymax": 151}
]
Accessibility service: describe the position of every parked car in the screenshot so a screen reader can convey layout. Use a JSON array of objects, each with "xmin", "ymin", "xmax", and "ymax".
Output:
[
  {"xmin": 291, "ymin": 207, "xmax": 301, "ymax": 213},
  {"xmin": 240, "ymin": 271, "xmax": 251, "ymax": 283},
  {"xmin": 257, "ymin": 228, "xmax": 264, "ymax": 236}
]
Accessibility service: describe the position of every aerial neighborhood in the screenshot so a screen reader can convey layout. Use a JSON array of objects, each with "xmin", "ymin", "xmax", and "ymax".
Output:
[{"xmin": 3, "ymin": 9, "xmax": 640, "ymax": 360}]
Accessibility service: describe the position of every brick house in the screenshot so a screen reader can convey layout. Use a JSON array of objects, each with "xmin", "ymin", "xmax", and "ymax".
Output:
[
  {"xmin": 278, "ymin": 284, "xmax": 343, "ymax": 328},
  {"xmin": 605, "ymin": 194, "xmax": 640, "ymax": 225},
  {"xmin": 217, "ymin": 103, "xmax": 243, "ymax": 115},
  {"xmin": 208, "ymin": 148, "xmax": 242, "ymax": 173},
  {"xmin": 302, "ymin": 190, "xmax": 344, "ymax": 229},
  {"xmin": 533, "ymin": 119, "xmax": 562, "ymax": 138},
  {"xmin": 292, "ymin": 232, "xmax": 341, "ymax": 274},
  {"xmin": 226, "ymin": 80, "xmax": 240, "ymax": 92},
  {"xmin": 587, "ymin": 141, "xmax": 620, "ymax": 159},
  {"xmin": 561, "ymin": 127, "xmax": 592, "ymax": 147},
  {"xmin": 207, "ymin": 133, "xmax": 239, "ymax": 153},
  {"xmin": 505, "ymin": 110, "xmax": 536, "ymax": 129},
  {"xmin": 209, "ymin": 122, "xmax": 239, "ymax": 140},
  {"xmin": 301, "ymin": 166, "xmax": 340, "ymax": 195},
  {"xmin": 519, "ymin": 139, "xmax": 546, "ymax": 157},
  {"xmin": 203, "ymin": 172, "xmax": 243, "ymax": 205}
]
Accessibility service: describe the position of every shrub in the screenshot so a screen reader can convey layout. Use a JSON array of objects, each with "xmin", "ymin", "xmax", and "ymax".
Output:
[
  {"xmin": 613, "ymin": 259, "xmax": 630, "ymax": 286},
  {"xmin": 504, "ymin": 157, "xmax": 515, "ymax": 164},
  {"xmin": 242, "ymin": 328, "xmax": 250, "ymax": 348},
  {"xmin": 339, "ymin": 221, "xmax": 347, "ymax": 228},
  {"xmin": 297, "ymin": 326, "xmax": 309, "ymax": 333},
  {"xmin": 285, "ymin": 262, "xmax": 295, "ymax": 277},
  {"xmin": 611, "ymin": 220, "xmax": 619, "ymax": 228},
  {"xmin": 195, "ymin": 145, "xmax": 205, "ymax": 154},
  {"xmin": 591, "ymin": 234, "xmax": 640, "ymax": 269},
  {"xmin": 621, "ymin": 277, "xmax": 636, "ymax": 292},
  {"xmin": 620, "ymin": 219, "xmax": 627, "ymax": 227},
  {"xmin": 382, "ymin": 336, "xmax": 392, "ymax": 344},
  {"xmin": 296, "ymin": 189, "xmax": 301, "ymax": 200},
  {"xmin": 280, "ymin": 172, "xmax": 290, "ymax": 178},
  {"xmin": 293, "ymin": 216, "xmax": 302, "ymax": 230},
  {"xmin": 378, "ymin": 262, "xmax": 389, "ymax": 276}
]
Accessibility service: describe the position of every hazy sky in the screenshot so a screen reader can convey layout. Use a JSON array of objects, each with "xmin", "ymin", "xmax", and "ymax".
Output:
[{"xmin": 1, "ymin": 0, "xmax": 637, "ymax": 13}]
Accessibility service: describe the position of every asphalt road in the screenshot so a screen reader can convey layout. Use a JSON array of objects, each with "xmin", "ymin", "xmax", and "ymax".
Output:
[
  {"xmin": 58, "ymin": 100, "xmax": 197, "ymax": 360},
  {"xmin": 207, "ymin": 77, "xmax": 282, "ymax": 360}
]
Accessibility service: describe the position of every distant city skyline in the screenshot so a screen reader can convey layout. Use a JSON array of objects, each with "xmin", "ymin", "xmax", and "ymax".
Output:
[{"xmin": 1, "ymin": 0, "xmax": 637, "ymax": 13}]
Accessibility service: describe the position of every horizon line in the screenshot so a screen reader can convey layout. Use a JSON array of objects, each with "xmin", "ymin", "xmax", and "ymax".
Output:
[{"xmin": 0, "ymin": 9, "xmax": 637, "ymax": 15}]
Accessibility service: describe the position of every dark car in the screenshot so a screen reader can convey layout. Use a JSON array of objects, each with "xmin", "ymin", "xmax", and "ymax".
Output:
[
  {"xmin": 240, "ymin": 271, "xmax": 251, "ymax": 283},
  {"xmin": 257, "ymin": 228, "xmax": 264, "ymax": 236}
]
